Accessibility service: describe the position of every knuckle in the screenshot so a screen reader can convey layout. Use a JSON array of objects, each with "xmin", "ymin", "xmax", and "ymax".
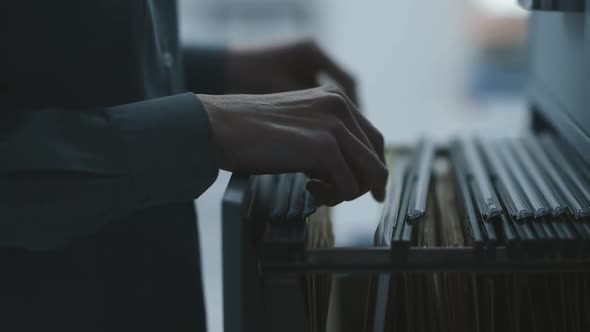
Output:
[
  {"xmin": 330, "ymin": 86, "xmax": 347, "ymax": 98},
  {"xmin": 322, "ymin": 83, "xmax": 342, "ymax": 94},
  {"xmin": 326, "ymin": 94, "xmax": 349, "ymax": 115},
  {"xmin": 315, "ymin": 96, "xmax": 344, "ymax": 118}
]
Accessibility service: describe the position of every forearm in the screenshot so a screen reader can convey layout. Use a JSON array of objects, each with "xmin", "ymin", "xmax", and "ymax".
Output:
[{"xmin": 0, "ymin": 93, "xmax": 219, "ymax": 250}]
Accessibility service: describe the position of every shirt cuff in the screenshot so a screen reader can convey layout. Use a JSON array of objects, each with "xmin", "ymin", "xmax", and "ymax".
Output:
[{"xmin": 110, "ymin": 93, "xmax": 219, "ymax": 207}]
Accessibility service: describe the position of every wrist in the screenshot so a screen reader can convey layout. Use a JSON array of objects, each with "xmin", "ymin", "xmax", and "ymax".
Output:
[{"xmin": 196, "ymin": 94, "xmax": 232, "ymax": 170}]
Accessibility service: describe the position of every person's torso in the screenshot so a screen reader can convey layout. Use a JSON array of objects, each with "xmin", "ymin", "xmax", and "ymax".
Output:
[
  {"xmin": 0, "ymin": 0, "xmax": 185, "ymax": 111},
  {"xmin": 0, "ymin": 2, "xmax": 207, "ymax": 330}
]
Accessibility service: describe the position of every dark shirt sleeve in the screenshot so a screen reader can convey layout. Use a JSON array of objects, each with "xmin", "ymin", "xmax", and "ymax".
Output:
[
  {"xmin": 183, "ymin": 45, "xmax": 227, "ymax": 94},
  {"xmin": 0, "ymin": 93, "xmax": 219, "ymax": 251}
]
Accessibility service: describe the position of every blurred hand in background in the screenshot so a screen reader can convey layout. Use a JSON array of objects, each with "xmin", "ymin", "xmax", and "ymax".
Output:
[{"xmin": 227, "ymin": 39, "xmax": 358, "ymax": 104}]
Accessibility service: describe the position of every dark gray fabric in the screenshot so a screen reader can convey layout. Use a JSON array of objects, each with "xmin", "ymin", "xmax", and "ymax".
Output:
[
  {"xmin": 0, "ymin": 0, "xmax": 224, "ymax": 330},
  {"xmin": 0, "ymin": 93, "xmax": 218, "ymax": 250},
  {"xmin": 184, "ymin": 46, "xmax": 228, "ymax": 94},
  {"xmin": 0, "ymin": 202, "xmax": 206, "ymax": 332}
]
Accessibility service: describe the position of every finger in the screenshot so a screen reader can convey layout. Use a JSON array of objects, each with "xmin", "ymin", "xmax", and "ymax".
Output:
[
  {"xmin": 372, "ymin": 182, "xmax": 386, "ymax": 203},
  {"xmin": 352, "ymin": 124, "xmax": 385, "ymax": 201},
  {"xmin": 325, "ymin": 87, "xmax": 386, "ymax": 166},
  {"xmin": 306, "ymin": 180, "xmax": 342, "ymax": 206},
  {"xmin": 349, "ymin": 107, "xmax": 385, "ymax": 164},
  {"xmin": 335, "ymin": 125, "xmax": 388, "ymax": 202},
  {"xmin": 310, "ymin": 143, "xmax": 360, "ymax": 202},
  {"xmin": 326, "ymin": 93, "xmax": 378, "ymax": 159},
  {"xmin": 311, "ymin": 45, "xmax": 358, "ymax": 104},
  {"xmin": 319, "ymin": 91, "xmax": 387, "ymax": 202},
  {"xmin": 326, "ymin": 87, "xmax": 386, "ymax": 165},
  {"xmin": 336, "ymin": 108, "xmax": 388, "ymax": 201}
]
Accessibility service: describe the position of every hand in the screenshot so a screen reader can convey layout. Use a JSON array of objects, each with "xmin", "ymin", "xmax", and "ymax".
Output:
[
  {"xmin": 198, "ymin": 86, "xmax": 386, "ymax": 206},
  {"xmin": 227, "ymin": 39, "xmax": 358, "ymax": 104}
]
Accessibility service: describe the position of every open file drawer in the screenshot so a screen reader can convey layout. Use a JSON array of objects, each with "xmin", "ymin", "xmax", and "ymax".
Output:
[
  {"xmin": 222, "ymin": 138, "xmax": 590, "ymax": 332},
  {"xmin": 222, "ymin": 1, "xmax": 590, "ymax": 331}
]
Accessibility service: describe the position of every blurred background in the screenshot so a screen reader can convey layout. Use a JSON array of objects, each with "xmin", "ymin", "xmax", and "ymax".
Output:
[{"xmin": 179, "ymin": 0, "xmax": 530, "ymax": 330}]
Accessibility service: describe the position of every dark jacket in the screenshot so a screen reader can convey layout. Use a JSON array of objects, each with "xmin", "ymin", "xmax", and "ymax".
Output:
[{"xmin": 0, "ymin": 1, "xmax": 223, "ymax": 330}]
